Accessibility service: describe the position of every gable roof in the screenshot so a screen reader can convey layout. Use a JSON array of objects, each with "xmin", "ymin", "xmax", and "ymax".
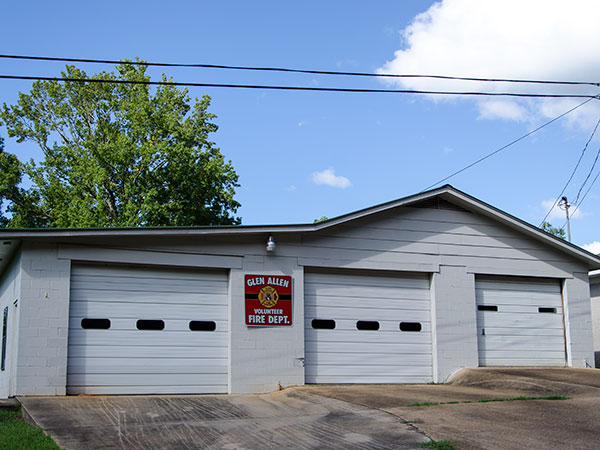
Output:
[{"xmin": 1, "ymin": 184, "xmax": 599, "ymax": 272}]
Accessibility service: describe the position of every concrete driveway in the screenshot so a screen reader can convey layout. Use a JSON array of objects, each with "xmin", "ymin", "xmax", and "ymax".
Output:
[
  {"xmin": 18, "ymin": 389, "xmax": 427, "ymax": 450},
  {"xmin": 302, "ymin": 368, "xmax": 600, "ymax": 450},
  {"xmin": 19, "ymin": 368, "xmax": 600, "ymax": 450}
]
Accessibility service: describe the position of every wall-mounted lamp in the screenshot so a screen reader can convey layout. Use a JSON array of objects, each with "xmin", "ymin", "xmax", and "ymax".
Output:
[{"xmin": 266, "ymin": 235, "xmax": 276, "ymax": 252}]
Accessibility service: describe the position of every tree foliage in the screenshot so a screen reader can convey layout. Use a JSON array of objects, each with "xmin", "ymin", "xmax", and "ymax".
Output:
[
  {"xmin": 0, "ymin": 62, "xmax": 240, "ymax": 228},
  {"xmin": 541, "ymin": 221, "xmax": 566, "ymax": 239}
]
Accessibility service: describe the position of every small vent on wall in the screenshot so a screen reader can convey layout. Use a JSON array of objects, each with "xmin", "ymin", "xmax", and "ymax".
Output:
[{"xmin": 409, "ymin": 197, "xmax": 471, "ymax": 212}]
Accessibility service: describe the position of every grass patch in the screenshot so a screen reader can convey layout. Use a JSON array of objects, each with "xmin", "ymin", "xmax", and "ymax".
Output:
[
  {"xmin": 410, "ymin": 395, "xmax": 568, "ymax": 407},
  {"xmin": 419, "ymin": 439, "xmax": 456, "ymax": 450},
  {"xmin": 0, "ymin": 408, "xmax": 59, "ymax": 450},
  {"xmin": 478, "ymin": 395, "xmax": 568, "ymax": 403}
]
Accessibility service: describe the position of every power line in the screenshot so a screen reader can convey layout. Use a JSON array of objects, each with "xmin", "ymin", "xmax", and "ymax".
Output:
[
  {"xmin": 420, "ymin": 95, "xmax": 600, "ymax": 192},
  {"xmin": 0, "ymin": 74, "xmax": 598, "ymax": 98},
  {"xmin": 539, "ymin": 116, "xmax": 600, "ymax": 226},
  {"xmin": 573, "ymin": 144, "xmax": 600, "ymax": 206},
  {"xmin": 1, "ymin": 54, "xmax": 600, "ymax": 87},
  {"xmin": 569, "ymin": 169, "xmax": 600, "ymax": 220}
]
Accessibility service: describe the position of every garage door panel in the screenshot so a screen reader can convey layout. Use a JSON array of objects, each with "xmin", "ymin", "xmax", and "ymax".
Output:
[
  {"xmin": 68, "ymin": 361, "xmax": 227, "ymax": 375},
  {"xmin": 476, "ymin": 276, "xmax": 565, "ymax": 367},
  {"xmin": 72, "ymin": 265, "xmax": 224, "ymax": 280},
  {"xmin": 306, "ymin": 309, "xmax": 431, "ymax": 322},
  {"xmin": 476, "ymin": 277, "xmax": 561, "ymax": 292},
  {"xmin": 305, "ymin": 286, "xmax": 429, "ymax": 301},
  {"xmin": 477, "ymin": 314, "xmax": 564, "ymax": 329},
  {"xmin": 305, "ymin": 271, "xmax": 432, "ymax": 384},
  {"xmin": 478, "ymin": 335, "xmax": 565, "ymax": 350},
  {"xmin": 305, "ymin": 272, "xmax": 429, "ymax": 289},
  {"xmin": 477, "ymin": 305, "xmax": 562, "ymax": 314},
  {"xmin": 70, "ymin": 302, "xmax": 227, "ymax": 319},
  {"xmin": 68, "ymin": 373, "xmax": 227, "ymax": 387},
  {"xmin": 305, "ymin": 296, "xmax": 430, "ymax": 311},
  {"xmin": 68, "ymin": 330, "xmax": 227, "ymax": 346},
  {"xmin": 71, "ymin": 282, "xmax": 227, "ymax": 296},
  {"xmin": 68, "ymin": 345, "xmax": 228, "ymax": 359},
  {"xmin": 305, "ymin": 353, "xmax": 432, "ymax": 366},
  {"xmin": 479, "ymin": 357, "xmax": 566, "ymax": 366},
  {"xmin": 69, "ymin": 317, "xmax": 227, "ymax": 331},
  {"xmin": 305, "ymin": 329, "xmax": 431, "ymax": 344},
  {"xmin": 70, "ymin": 385, "xmax": 226, "ymax": 395},
  {"xmin": 68, "ymin": 264, "xmax": 229, "ymax": 395},
  {"xmin": 69, "ymin": 291, "xmax": 228, "ymax": 305},
  {"xmin": 305, "ymin": 341, "xmax": 431, "ymax": 354},
  {"xmin": 477, "ymin": 294, "xmax": 562, "ymax": 307},
  {"xmin": 306, "ymin": 365, "xmax": 432, "ymax": 377},
  {"xmin": 480, "ymin": 327, "xmax": 566, "ymax": 337},
  {"xmin": 477, "ymin": 347, "xmax": 566, "ymax": 358},
  {"xmin": 309, "ymin": 375, "xmax": 432, "ymax": 384}
]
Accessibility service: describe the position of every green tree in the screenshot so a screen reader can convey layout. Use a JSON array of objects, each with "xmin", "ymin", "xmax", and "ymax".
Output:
[
  {"xmin": 313, "ymin": 216, "xmax": 329, "ymax": 223},
  {"xmin": 0, "ymin": 62, "xmax": 240, "ymax": 228},
  {"xmin": 541, "ymin": 221, "xmax": 566, "ymax": 239},
  {"xmin": 0, "ymin": 136, "xmax": 46, "ymax": 227}
]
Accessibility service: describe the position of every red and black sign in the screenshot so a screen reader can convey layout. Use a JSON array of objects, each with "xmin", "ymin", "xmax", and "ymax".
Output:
[{"xmin": 245, "ymin": 275, "xmax": 293, "ymax": 326}]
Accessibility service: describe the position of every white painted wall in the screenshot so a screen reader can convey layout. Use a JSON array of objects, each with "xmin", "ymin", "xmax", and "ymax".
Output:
[
  {"xmin": 562, "ymin": 273, "xmax": 594, "ymax": 368},
  {"xmin": 587, "ymin": 277, "xmax": 600, "ymax": 368},
  {"xmin": 229, "ymin": 255, "xmax": 305, "ymax": 394},
  {"xmin": 0, "ymin": 253, "xmax": 21, "ymax": 398},
  {"xmin": 16, "ymin": 243, "xmax": 70, "ymax": 396},
  {"xmin": 1, "ymin": 200, "xmax": 594, "ymax": 396},
  {"xmin": 430, "ymin": 265, "xmax": 478, "ymax": 382}
]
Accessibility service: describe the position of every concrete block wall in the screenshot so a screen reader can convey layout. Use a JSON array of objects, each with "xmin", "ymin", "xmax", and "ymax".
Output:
[
  {"xmin": 590, "ymin": 280, "xmax": 600, "ymax": 368},
  {"xmin": 563, "ymin": 272, "xmax": 595, "ymax": 368},
  {"xmin": 430, "ymin": 265, "xmax": 479, "ymax": 382},
  {"xmin": 16, "ymin": 243, "xmax": 70, "ymax": 395},
  {"xmin": 229, "ymin": 254, "xmax": 305, "ymax": 394},
  {"xmin": 0, "ymin": 253, "xmax": 21, "ymax": 398}
]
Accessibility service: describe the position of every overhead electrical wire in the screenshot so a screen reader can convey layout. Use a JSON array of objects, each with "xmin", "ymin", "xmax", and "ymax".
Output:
[
  {"xmin": 569, "ymin": 169, "xmax": 600, "ymax": 220},
  {"xmin": 573, "ymin": 144, "xmax": 600, "ymax": 206},
  {"xmin": 539, "ymin": 116, "xmax": 600, "ymax": 226},
  {"xmin": 0, "ymin": 74, "xmax": 598, "ymax": 98},
  {"xmin": 1, "ymin": 54, "xmax": 599, "ymax": 87},
  {"xmin": 420, "ymin": 95, "xmax": 600, "ymax": 192}
]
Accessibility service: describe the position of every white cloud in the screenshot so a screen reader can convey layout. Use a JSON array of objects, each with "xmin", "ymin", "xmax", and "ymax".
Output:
[
  {"xmin": 582, "ymin": 241, "xmax": 600, "ymax": 255},
  {"xmin": 312, "ymin": 168, "xmax": 352, "ymax": 188},
  {"xmin": 287, "ymin": 185, "xmax": 297, "ymax": 192},
  {"xmin": 540, "ymin": 199, "xmax": 582, "ymax": 221},
  {"xmin": 378, "ymin": 0, "xmax": 600, "ymax": 128},
  {"xmin": 478, "ymin": 100, "xmax": 528, "ymax": 122}
]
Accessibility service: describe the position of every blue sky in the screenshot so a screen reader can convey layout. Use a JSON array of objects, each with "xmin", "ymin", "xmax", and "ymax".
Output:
[{"xmin": 2, "ymin": 0, "xmax": 600, "ymax": 251}]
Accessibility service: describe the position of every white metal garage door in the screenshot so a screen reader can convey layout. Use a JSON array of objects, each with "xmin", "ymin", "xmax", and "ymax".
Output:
[
  {"xmin": 67, "ymin": 264, "xmax": 229, "ymax": 395},
  {"xmin": 476, "ymin": 276, "xmax": 565, "ymax": 366},
  {"xmin": 305, "ymin": 270, "xmax": 432, "ymax": 383}
]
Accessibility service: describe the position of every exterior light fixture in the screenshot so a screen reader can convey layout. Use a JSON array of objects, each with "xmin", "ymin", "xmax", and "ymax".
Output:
[{"xmin": 266, "ymin": 235, "xmax": 276, "ymax": 252}]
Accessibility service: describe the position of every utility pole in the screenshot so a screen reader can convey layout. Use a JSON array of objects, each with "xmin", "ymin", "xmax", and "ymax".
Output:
[{"xmin": 559, "ymin": 196, "xmax": 572, "ymax": 242}]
